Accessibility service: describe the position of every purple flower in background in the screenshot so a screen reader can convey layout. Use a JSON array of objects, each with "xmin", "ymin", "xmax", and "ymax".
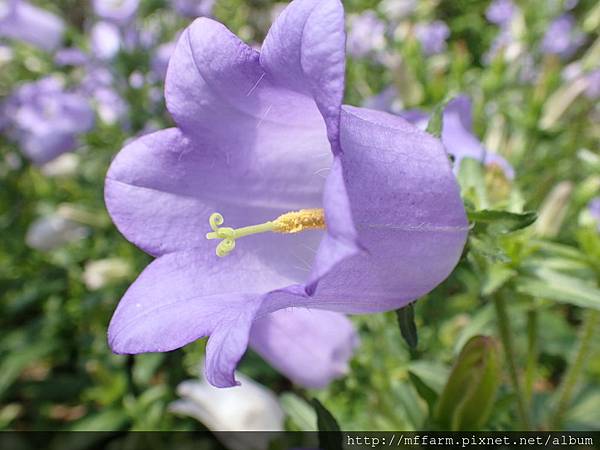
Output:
[
  {"xmin": 104, "ymin": 0, "xmax": 468, "ymax": 387},
  {"xmin": 485, "ymin": 0, "xmax": 515, "ymax": 27},
  {"xmin": 4, "ymin": 77, "xmax": 94, "ymax": 165},
  {"xmin": 249, "ymin": 308, "xmax": 358, "ymax": 387},
  {"xmin": 170, "ymin": 0, "xmax": 215, "ymax": 18},
  {"xmin": 584, "ymin": 69, "xmax": 600, "ymax": 99},
  {"xmin": 93, "ymin": 0, "xmax": 139, "ymax": 24},
  {"xmin": 346, "ymin": 11, "xmax": 386, "ymax": 58},
  {"xmin": 91, "ymin": 21, "xmax": 121, "ymax": 60},
  {"xmin": 541, "ymin": 14, "xmax": 585, "ymax": 59},
  {"xmin": 588, "ymin": 198, "xmax": 600, "ymax": 233},
  {"xmin": 402, "ymin": 96, "xmax": 514, "ymax": 178},
  {"xmin": 54, "ymin": 48, "xmax": 89, "ymax": 66},
  {"xmin": 0, "ymin": 0, "xmax": 64, "ymax": 52},
  {"xmin": 415, "ymin": 20, "xmax": 450, "ymax": 55},
  {"xmin": 151, "ymin": 41, "xmax": 176, "ymax": 81}
]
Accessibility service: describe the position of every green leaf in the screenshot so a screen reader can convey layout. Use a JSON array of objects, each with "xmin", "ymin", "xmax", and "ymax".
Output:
[
  {"xmin": 395, "ymin": 303, "xmax": 418, "ymax": 349},
  {"xmin": 467, "ymin": 209, "xmax": 537, "ymax": 234},
  {"xmin": 312, "ymin": 399, "xmax": 343, "ymax": 450},
  {"xmin": 280, "ymin": 393, "xmax": 317, "ymax": 431},
  {"xmin": 408, "ymin": 361, "xmax": 450, "ymax": 411},
  {"xmin": 516, "ymin": 266, "xmax": 600, "ymax": 311},
  {"xmin": 425, "ymin": 99, "xmax": 448, "ymax": 138},
  {"xmin": 435, "ymin": 336, "xmax": 501, "ymax": 430}
]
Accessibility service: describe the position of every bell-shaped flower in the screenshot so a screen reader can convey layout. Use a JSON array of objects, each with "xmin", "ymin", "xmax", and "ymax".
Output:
[{"xmin": 105, "ymin": 0, "xmax": 468, "ymax": 387}]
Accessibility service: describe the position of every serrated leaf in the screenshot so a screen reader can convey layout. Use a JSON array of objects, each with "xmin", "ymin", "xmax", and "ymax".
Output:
[
  {"xmin": 396, "ymin": 303, "xmax": 418, "ymax": 349},
  {"xmin": 312, "ymin": 398, "xmax": 342, "ymax": 450},
  {"xmin": 468, "ymin": 209, "xmax": 537, "ymax": 234}
]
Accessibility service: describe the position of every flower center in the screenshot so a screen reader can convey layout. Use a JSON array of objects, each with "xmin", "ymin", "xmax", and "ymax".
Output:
[{"xmin": 206, "ymin": 209, "xmax": 326, "ymax": 257}]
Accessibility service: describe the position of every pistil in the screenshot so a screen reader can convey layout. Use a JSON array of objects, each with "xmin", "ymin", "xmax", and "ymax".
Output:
[{"xmin": 206, "ymin": 209, "xmax": 325, "ymax": 257}]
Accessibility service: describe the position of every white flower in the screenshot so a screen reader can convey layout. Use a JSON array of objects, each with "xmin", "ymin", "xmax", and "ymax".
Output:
[
  {"xmin": 170, "ymin": 372, "xmax": 284, "ymax": 450},
  {"xmin": 41, "ymin": 153, "xmax": 80, "ymax": 177},
  {"xmin": 83, "ymin": 258, "xmax": 131, "ymax": 290}
]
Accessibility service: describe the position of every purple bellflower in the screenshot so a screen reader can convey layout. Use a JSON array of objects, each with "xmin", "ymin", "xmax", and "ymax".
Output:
[
  {"xmin": 541, "ymin": 14, "xmax": 585, "ymax": 59},
  {"xmin": 4, "ymin": 77, "xmax": 94, "ymax": 165},
  {"xmin": 0, "ymin": 0, "xmax": 64, "ymax": 52},
  {"xmin": 104, "ymin": 0, "xmax": 468, "ymax": 387},
  {"xmin": 415, "ymin": 20, "xmax": 450, "ymax": 55},
  {"xmin": 90, "ymin": 21, "xmax": 122, "ymax": 60},
  {"xmin": 402, "ymin": 95, "xmax": 514, "ymax": 179}
]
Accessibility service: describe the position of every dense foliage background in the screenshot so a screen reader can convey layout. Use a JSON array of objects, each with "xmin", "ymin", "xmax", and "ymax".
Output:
[{"xmin": 1, "ymin": 0, "xmax": 599, "ymax": 440}]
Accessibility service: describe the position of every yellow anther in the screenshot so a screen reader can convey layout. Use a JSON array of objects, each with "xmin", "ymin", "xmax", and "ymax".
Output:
[
  {"xmin": 272, "ymin": 208, "xmax": 326, "ymax": 233},
  {"xmin": 206, "ymin": 209, "xmax": 326, "ymax": 257}
]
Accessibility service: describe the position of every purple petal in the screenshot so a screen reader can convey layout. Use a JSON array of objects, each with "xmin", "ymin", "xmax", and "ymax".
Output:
[
  {"xmin": 303, "ymin": 106, "xmax": 469, "ymax": 313},
  {"xmin": 260, "ymin": 0, "xmax": 346, "ymax": 152},
  {"xmin": 105, "ymin": 128, "xmax": 327, "ymax": 284},
  {"xmin": 107, "ymin": 250, "xmax": 300, "ymax": 387},
  {"xmin": 249, "ymin": 308, "xmax": 358, "ymax": 388},
  {"xmin": 93, "ymin": 0, "xmax": 139, "ymax": 24}
]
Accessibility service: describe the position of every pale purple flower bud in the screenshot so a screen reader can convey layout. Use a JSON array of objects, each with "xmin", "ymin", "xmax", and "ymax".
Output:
[
  {"xmin": 91, "ymin": 21, "xmax": 121, "ymax": 60},
  {"xmin": 588, "ymin": 197, "xmax": 600, "ymax": 232},
  {"xmin": 93, "ymin": 0, "xmax": 139, "ymax": 24},
  {"xmin": 541, "ymin": 14, "xmax": 585, "ymax": 58},
  {"xmin": 346, "ymin": 11, "xmax": 386, "ymax": 58},
  {"xmin": 486, "ymin": 0, "xmax": 515, "ymax": 27},
  {"xmin": 0, "ymin": 0, "xmax": 64, "ymax": 52},
  {"xmin": 169, "ymin": 0, "xmax": 215, "ymax": 18},
  {"xmin": 584, "ymin": 69, "xmax": 600, "ymax": 99},
  {"xmin": 415, "ymin": 20, "xmax": 450, "ymax": 55}
]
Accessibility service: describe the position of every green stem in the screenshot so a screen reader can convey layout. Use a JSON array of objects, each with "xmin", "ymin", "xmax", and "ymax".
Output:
[
  {"xmin": 524, "ymin": 308, "xmax": 538, "ymax": 407},
  {"xmin": 549, "ymin": 309, "xmax": 600, "ymax": 429},
  {"xmin": 493, "ymin": 294, "xmax": 530, "ymax": 430}
]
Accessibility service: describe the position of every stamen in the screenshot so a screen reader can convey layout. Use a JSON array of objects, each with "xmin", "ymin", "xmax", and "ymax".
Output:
[{"xmin": 206, "ymin": 209, "xmax": 326, "ymax": 257}]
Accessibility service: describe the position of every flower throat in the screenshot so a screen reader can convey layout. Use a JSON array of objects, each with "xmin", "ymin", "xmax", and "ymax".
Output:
[{"xmin": 206, "ymin": 209, "xmax": 326, "ymax": 257}]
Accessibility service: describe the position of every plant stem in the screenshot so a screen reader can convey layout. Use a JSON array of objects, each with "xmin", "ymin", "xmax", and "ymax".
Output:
[
  {"xmin": 493, "ymin": 294, "xmax": 530, "ymax": 430},
  {"xmin": 524, "ymin": 308, "xmax": 538, "ymax": 407},
  {"xmin": 549, "ymin": 309, "xmax": 600, "ymax": 429}
]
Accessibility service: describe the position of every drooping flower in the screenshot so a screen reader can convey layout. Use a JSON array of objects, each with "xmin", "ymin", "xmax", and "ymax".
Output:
[
  {"xmin": 170, "ymin": 371, "xmax": 283, "ymax": 449},
  {"xmin": 415, "ymin": 20, "xmax": 449, "ymax": 55},
  {"xmin": 0, "ymin": 0, "xmax": 64, "ymax": 52},
  {"xmin": 541, "ymin": 14, "xmax": 585, "ymax": 59},
  {"xmin": 402, "ymin": 95, "xmax": 514, "ymax": 179},
  {"xmin": 4, "ymin": 77, "xmax": 95, "ymax": 165},
  {"xmin": 346, "ymin": 11, "xmax": 386, "ymax": 59},
  {"xmin": 485, "ymin": 0, "xmax": 515, "ymax": 27},
  {"xmin": 249, "ymin": 308, "xmax": 358, "ymax": 388},
  {"xmin": 93, "ymin": 0, "xmax": 139, "ymax": 24},
  {"xmin": 105, "ymin": 0, "xmax": 468, "ymax": 387}
]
